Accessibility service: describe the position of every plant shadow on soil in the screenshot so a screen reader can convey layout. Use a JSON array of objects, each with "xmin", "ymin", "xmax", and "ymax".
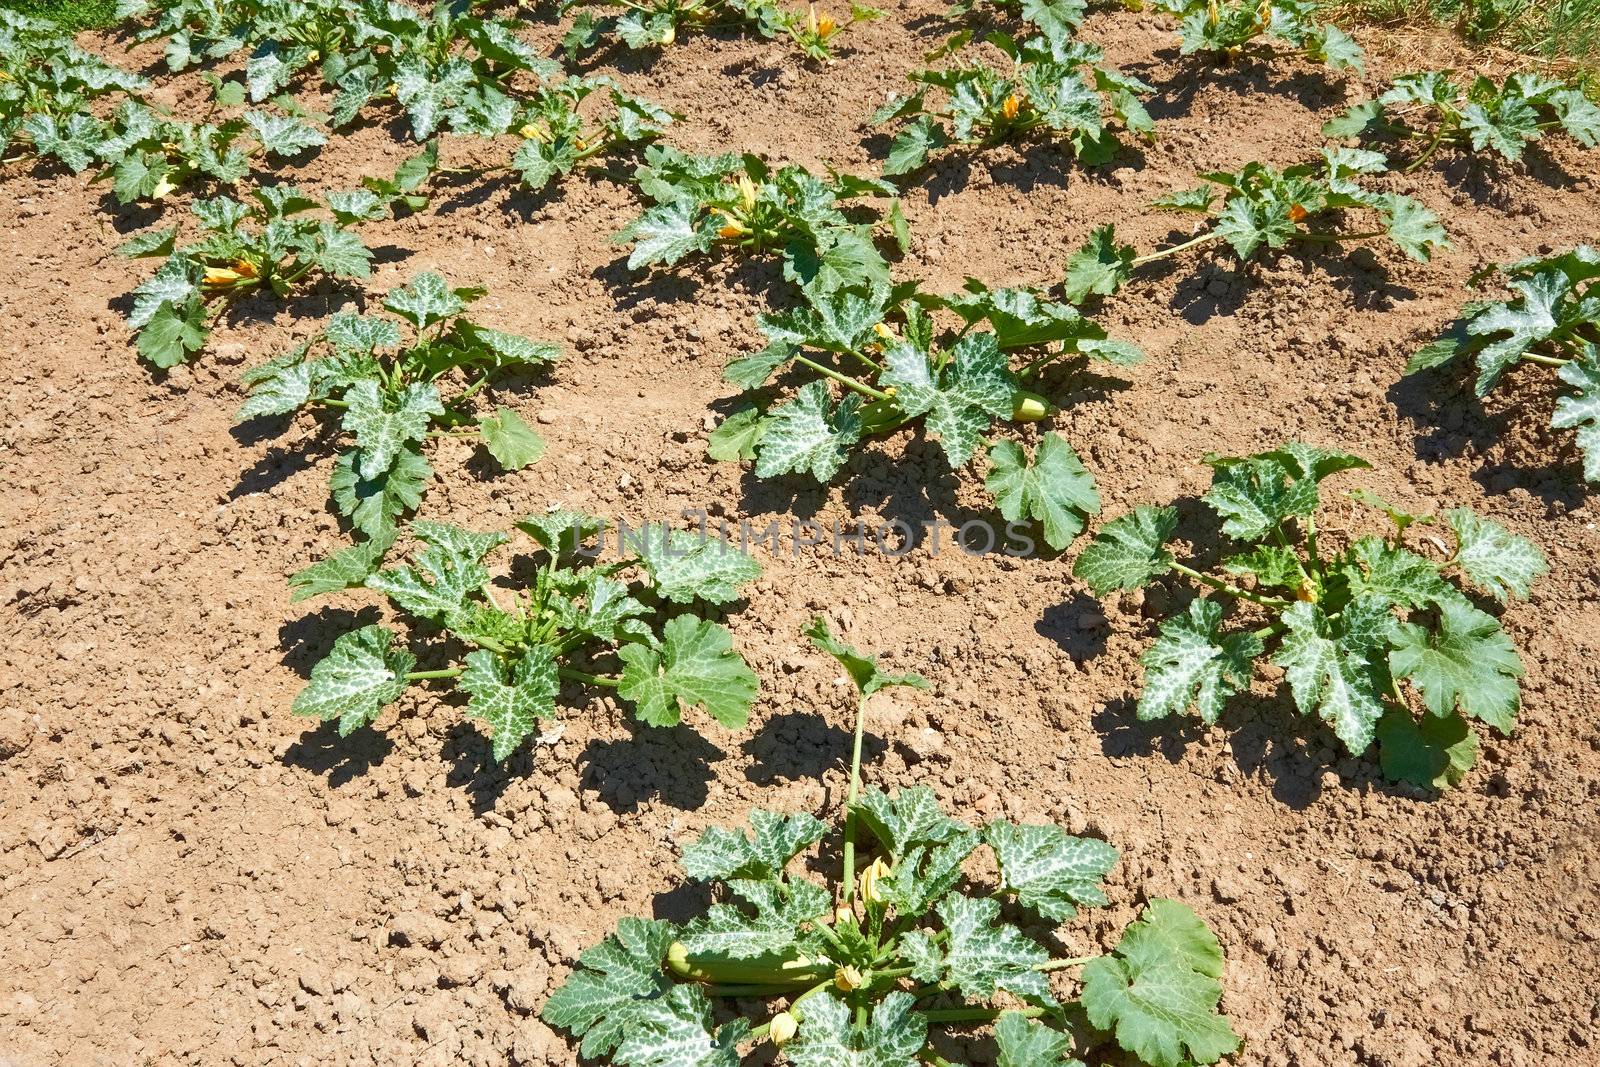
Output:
[
  {"xmin": 1138, "ymin": 231, "xmax": 1416, "ymax": 326},
  {"xmin": 228, "ymin": 417, "xmax": 346, "ymax": 498},
  {"xmin": 741, "ymin": 710, "xmax": 884, "ymax": 786},
  {"xmin": 1389, "ymin": 364, "xmax": 1590, "ymax": 508},
  {"xmin": 1125, "ymin": 49, "xmax": 1354, "ymax": 122},
  {"xmin": 278, "ymin": 607, "xmax": 394, "ymax": 786}
]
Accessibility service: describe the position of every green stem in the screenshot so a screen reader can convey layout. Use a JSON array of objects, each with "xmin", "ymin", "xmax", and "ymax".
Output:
[
  {"xmin": 840, "ymin": 693, "xmax": 868, "ymax": 907},
  {"xmin": 922, "ymin": 1006, "xmax": 1046, "ymax": 1024},
  {"xmin": 794, "ymin": 354, "xmax": 891, "ymax": 402},
  {"xmin": 1170, "ymin": 562, "xmax": 1293, "ymax": 609},
  {"xmin": 1034, "ymin": 954, "xmax": 1095, "ymax": 971},
  {"xmin": 703, "ymin": 982, "xmax": 816, "ymax": 997},
  {"xmin": 1522, "ymin": 351, "xmax": 1571, "ymax": 368},
  {"xmin": 406, "ymin": 668, "xmax": 463, "ymax": 681},
  {"xmin": 1131, "ymin": 229, "xmax": 1225, "ymax": 267},
  {"xmin": 455, "ymin": 371, "xmax": 492, "ymax": 405},
  {"xmin": 1404, "ymin": 126, "xmax": 1448, "ymax": 173},
  {"xmin": 559, "ymin": 668, "xmax": 619, "ymax": 687}
]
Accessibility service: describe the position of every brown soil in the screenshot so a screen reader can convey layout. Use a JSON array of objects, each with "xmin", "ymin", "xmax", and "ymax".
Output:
[{"xmin": 3, "ymin": 5, "xmax": 1599, "ymax": 1066}]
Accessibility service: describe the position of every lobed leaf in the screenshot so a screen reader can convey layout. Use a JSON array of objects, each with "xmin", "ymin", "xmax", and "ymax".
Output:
[
  {"xmin": 291, "ymin": 624, "xmax": 414, "ymax": 736},
  {"xmin": 617, "ymin": 616, "xmax": 759, "ymax": 729}
]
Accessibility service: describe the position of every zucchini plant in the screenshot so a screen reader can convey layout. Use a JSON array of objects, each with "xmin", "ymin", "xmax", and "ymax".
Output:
[
  {"xmin": 1, "ymin": 8, "xmax": 144, "ymax": 163},
  {"xmin": 291, "ymin": 511, "xmax": 763, "ymax": 759},
  {"xmin": 942, "ymin": 0, "xmax": 1089, "ymax": 51},
  {"xmin": 60, "ymin": 99, "xmax": 328, "ymax": 205},
  {"xmin": 543, "ymin": 619, "xmax": 1240, "ymax": 1067},
  {"xmin": 1406, "ymin": 246, "xmax": 1600, "ymax": 484},
  {"xmin": 236, "ymin": 271, "xmax": 560, "ymax": 547},
  {"xmin": 442, "ymin": 74, "xmax": 676, "ymax": 193},
  {"xmin": 559, "ymin": 0, "xmax": 880, "ymax": 62},
  {"xmin": 1063, "ymin": 149, "xmax": 1448, "ymax": 302},
  {"xmin": 872, "ymin": 31, "xmax": 1154, "ymax": 176},
  {"xmin": 615, "ymin": 146, "xmax": 904, "ymax": 297},
  {"xmin": 124, "ymin": 0, "xmax": 561, "ymax": 137},
  {"xmin": 119, "ymin": 183, "xmax": 398, "ymax": 367},
  {"xmin": 1324, "ymin": 70, "xmax": 1600, "ymax": 171},
  {"xmin": 1073, "ymin": 444, "xmax": 1547, "ymax": 788},
  {"xmin": 708, "ymin": 276, "xmax": 1139, "ymax": 550},
  {"xmin": 1150, "ymin": 0, "xmax": 1363, "ymax": 69}
]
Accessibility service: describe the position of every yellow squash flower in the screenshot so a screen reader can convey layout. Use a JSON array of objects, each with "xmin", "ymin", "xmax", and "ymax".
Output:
[
  {"xmin": 769, "ymin": 1011, "xmax": 799, "ymax": 1046},
  {"xmin": 859, "ymin": 857, "xmax": 891, "ymax": 905}
]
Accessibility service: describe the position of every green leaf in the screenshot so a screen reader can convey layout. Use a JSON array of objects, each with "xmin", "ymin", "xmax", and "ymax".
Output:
[
  {"xmin": 329, "ymin": 446, "xmax": 431, "ymax": 538},
  {"xmin": 1203, "ymin": 454, "xmax": 1320, "ymax": 541},
  {"xmin": 1342, "ymin": 538, "xmax": 1450, "ymax": 609},
  {"xmin": 707, "ymin": 406, "xmax": 766, "ymax": 462},
  {"xmin": 723, "ymin": 340, "xmax": 796, "ymax": 390},
  {"xmin": 1221, "ymin": 544, "xmax": 1306, "ymax": 592},
  {"xmin": 785, "ymin": 225, "xmax": 891, "ymax": 301},
  {"xmin": 986, "ymin": 821, "xmax": 1118, "ymax": 921},
  {"xmin": 288, "ymin": 532, "xmax": 396, "ymax": 602},
  {"xmin": 1080, "ymin": 899, "xmax": 1240, "ymax": 1067},
  {"xmin": 1465, "ymin": 271, "xmax": 1567, "ymax": 393},
  {"xmin": 882, "ymin": 333, "xmax": 1017, "ymax": 467},
  {"xmin": 851, "ymin": 786, "xmax": 969, "ymax": 858},
  {"xmin": 477, "ymin": 406, "xmax": 545, "ymax": 471},
  {"xmin": 541, "ymin": 917, "xmax": 678, "ymax": 1059},
  {"xmin": 617, "ymin": 616, "xmax": 758, "ymax": 729},
  {"xmin": 614, "ymin": 985, "xmax": 747, "ymax": 1067},
  {"xmin": 461, "ymin": 647, "xmax": 560, "ymax": 762},
  {"xmin": 1138, "ymin": 598, "xmax": 1262, "ymax": 725},
  {"xmin": 302, "ymin": 221, "xmax": 373, "ymax": 278},
  {"xmin": 1273, "ymin": 597, "xmax": 1393, "ymax": 754},
  {"xmin": 884, "ymin": 115, "xmax": 941, "ymax": 176},
  {"xmin": 1552, "ymin": 350, "xmax": 1600, "ymax": 483},
  {"xmin": 681, "ymin": 809, "xmax": 827, "ymax": 882},
  {"xmin": 1309, "ymin": 23, "xmax": 1364, "ymax": 70},
  {"xmin": 1445, "ymin": 508, "xmax": 1547, "ymax": 603},
  {"xmin": 633, "ymin": 526, "xmax": 763, "ymax": 605},
  {"xmin": 1322, "ymin": 99, "xmax": 1386, "ymax": 139},
  {"xmin": 996, "ymin": 1012, "xmax": 1083, "ymax": 1067},
  {"xmin": 341, "ymin": 380, "xmax": 443, "ymax": 480},
  {"xmin": 517, "ymin": 509, "xmax": 608, "ymax": 557},
  {"xmin": 383, "ymin": 271, "xmax": 469, "ymax": 329},
  {"xmin": 803, "ymin": 617, "xmax": 928, "ymax": 697},
  {"xmin": 244, "ymin": 110, "xmax": 325, "ymax": 156},
  {"xmin": 986, "ymin": 434, "xmax": 1100, "ymax": 552},
  {"xmin": 1073, "ymin": 506, "xmax": 1178, "ymax": 595},
  {"xmin": 326, "ymin": 313, "xmax": 402, "ymax": 352},
  {"xmin": 129, "ymin": 256, "xmax": 202, "ymax": 329},
  {"xmin": 1379, "ymin": 194, "xmax": 1449, "ymax": 263},
  {"xmin": 1214, "ymin": 194, "xmax": 1295, "ymax": 259},
  {"xmin": 676, "ymin": 878, "xmax": 830, "ymax": 961},
  {"xmin": 366, "ymin": 520, "xmax": 505, "ymax": 622},
  {"xmin": 753, "ymin": 380, "xmax": 863, "ymax": 482},
  {"xmin": 1390, "ymin": 596, "xmax": 1523, "ymax": 733},
  {"xmin": 625, "ymin": 199, "xmax": 714, "ymax": 269},
  {"xmin": 1376, "ymin": 707, "xmax": 1479, "ymax": 790},
  {"xmin": 1064, "ymin": 224, "xmax": 1136, "ymax": 303},
  {"xmin": 291, "ymin": 625, "xmax": 414, "ymax": 736},
  {"xmin": 462, "ymin": 324, "xmax": 561, "ymax": 366},
  {"xmin": 901, "ymin": 893, "xmax": 1052, "ymax": 1005},
  {"xmin": 1264, "ymin": 442, "xmax": 1371, "ymax": 484},
  {"xmin": 880, "ymin": 828, "xmax": 981, "ymax": 917},
  {"xmin": 137, "ymin": 299, "xmax": 209, "ymax": 368},
  {"xmin": 785, "ymin": 992, "xmax": 927, "ymax": 1067}
]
